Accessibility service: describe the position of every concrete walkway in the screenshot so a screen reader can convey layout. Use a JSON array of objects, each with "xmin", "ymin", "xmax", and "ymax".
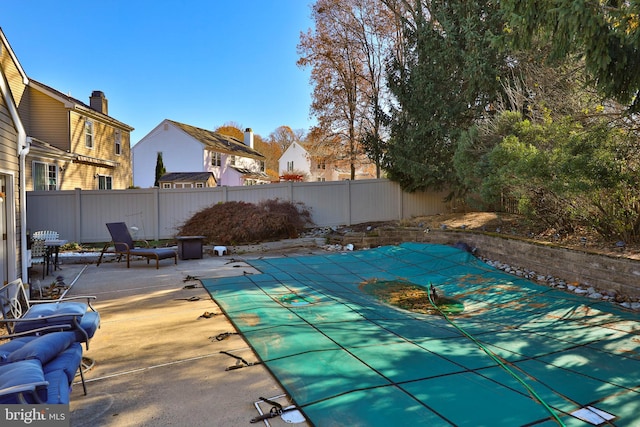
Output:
[{"xmin": 59, "ymin": 242, "xmax": 325, "ymax": 427}]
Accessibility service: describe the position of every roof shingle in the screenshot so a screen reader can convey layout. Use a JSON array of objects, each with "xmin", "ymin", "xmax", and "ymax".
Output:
[{"xmin": 168, "ymin": 120, "xmax": 265, "ymax": 160}]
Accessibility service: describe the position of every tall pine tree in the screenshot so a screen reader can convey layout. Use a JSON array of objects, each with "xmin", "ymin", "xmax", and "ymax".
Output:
[
  {"xmin": 154, "ymin": 152, "xmax": 166, "ymax": 187},
  {"xmin": 384, "ymin": 0, "xmax": 507, "ymax": 192}
]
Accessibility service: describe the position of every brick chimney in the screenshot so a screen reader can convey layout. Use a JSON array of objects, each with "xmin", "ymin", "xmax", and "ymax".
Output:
[
  {"xmin": 244, "ymin": 128, "xmax": 254, "ymax": 149},
  {"xmin": 89, "ymin": 91, "xmax": 108, "ymax": 115}
]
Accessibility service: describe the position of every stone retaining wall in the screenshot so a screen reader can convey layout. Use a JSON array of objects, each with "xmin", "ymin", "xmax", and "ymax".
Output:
[{"xmin": 333, "ymin": 227, "xmax": 640, "ymax": 298}]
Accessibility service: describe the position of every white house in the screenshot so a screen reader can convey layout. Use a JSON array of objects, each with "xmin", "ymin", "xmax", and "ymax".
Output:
[
  {"xmin": 279, "ymin": 142, "xmax": 377, "ymax": 182},
  {"xmin": 279, "ymin": 142, "xmax": 312, "ymax": 179},
  {"xmin": 132, "ymin": 119, "xmax": 269, "ymax": 188}
]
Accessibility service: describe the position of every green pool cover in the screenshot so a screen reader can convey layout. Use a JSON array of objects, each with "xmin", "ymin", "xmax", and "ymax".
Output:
[{"xmin": 201, "ymin": 243, "xmax": 640, "ymax": 426}]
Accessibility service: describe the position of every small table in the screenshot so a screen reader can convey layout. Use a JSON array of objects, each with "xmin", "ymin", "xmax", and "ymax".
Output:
[
  {"xmin": 176, "ymin": 236, "xmax": 206, "ymax": 260},
  {"xmin": 45, "ymin": 239, "xmax": 68, "ymax": 274}
]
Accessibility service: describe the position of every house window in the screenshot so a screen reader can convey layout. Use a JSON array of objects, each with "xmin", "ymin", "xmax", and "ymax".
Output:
[
  {"xmin": 317, "ymin": 160, "xmax": 326, "ymax": 169},
  {"xmin": 211, "ymin": 152, "xmax": 221, "ymax": 167},
  {"xmin": 115, "ymin": 130, "xmax": 122, "ymax": 155},
  {"xmin": 260, "ymin": 161, "xmax": 265, "ymax": 172},
  {"xmin": 162, "ymin": 183, "xmax": 171, "ymax": 189},
  {"xmin": 230, "ymin": 155, "xmax": 236, "ymax": 166},
  {"xmin": 98, "ymin": 175, "xmax": 112, "ymax": 189},
  {"xmin": 33, "ymin": 162, "xmax": 57, "ymax": 191},
  {"xmin": 85, "ymin": 120, "xmax": 94, "ymax": 148},
  {"xmin": 317, "ymin": 177, "xmax": 325, "ymax": 182},
  {"xmin": 196, "ymin": 182, "xmax": 204, "ymax": 188},
  {"xmin": 287, "ymin": 161, "xmax": 294, "ymax": 171}
]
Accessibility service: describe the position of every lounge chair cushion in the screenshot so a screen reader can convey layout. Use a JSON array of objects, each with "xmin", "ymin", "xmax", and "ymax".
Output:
[
  {"xmin": 3, "ymin": 332, "xmax": 76, "ymax": 366},
  {"xmin": 130, "ymin": 247, "xmax": 177, "ymax": 260},
  {"xmin": 78, "ymin": 311, "xmax": 101, "ymax": 340},
  {"xmin": 13, "ymin": 302, "xmax": 87, "ymax": 332},
  {"xmin": 43, "ymin": 342, "xmax": 82, "ymax": 384},
  {"xmin": 0, "ymin": 360, "xmax": 46, "ymax": 404},
  {"xmin": 43, "ymin": 369, "xmax": 70, "ymax": 404},
  {"xmin": 0, "ymin": 333, "xmax": 82, "ymax": 404}
]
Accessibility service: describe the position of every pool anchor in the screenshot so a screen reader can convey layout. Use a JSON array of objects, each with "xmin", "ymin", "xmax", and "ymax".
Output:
[{"xmin": 251, "ymin": 396, "xmax": 303, "ymax": 424}]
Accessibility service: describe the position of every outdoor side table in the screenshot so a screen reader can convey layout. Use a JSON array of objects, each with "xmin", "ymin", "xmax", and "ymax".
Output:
[
  {"xmin": 176, "ymin": 236, "xmax": 206, "ymax": 260},
  {"xmin": 45, "ymin": 239, "xmax": 68, "ymax": 274}
]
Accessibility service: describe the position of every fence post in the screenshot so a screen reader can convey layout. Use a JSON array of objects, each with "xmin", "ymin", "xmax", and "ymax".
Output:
[
  {"xmin": 398, "ymin": 184, "xmax": 404, "ymax": 221},
  {"xmin": 74, "ymin": 188, "xmax": 82, "ymax": 242},
  {"xmin": 153, "ymin": 187, "xmax": 160, "ymax": 241},
  {"xmin": 345, "ymin": 180, "xmax": 352, "ymax": 226}
]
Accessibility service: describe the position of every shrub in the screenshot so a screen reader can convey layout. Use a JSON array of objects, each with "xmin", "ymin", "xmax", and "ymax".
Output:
[{"xmin": 176, "ymin": 199, "xmax": 313, "ymax": 245}]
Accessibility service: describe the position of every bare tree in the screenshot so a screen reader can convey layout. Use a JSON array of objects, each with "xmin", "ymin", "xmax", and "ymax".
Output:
[
  {"xmin": 300, "ymin": 0, "xmax": 395, "ymax": 180},
  {"xmin": 268, "ymin": 126, "xmax": 300, "ymax": 152}
]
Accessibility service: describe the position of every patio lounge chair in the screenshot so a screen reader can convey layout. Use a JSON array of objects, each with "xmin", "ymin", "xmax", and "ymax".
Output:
[
  {"xmin": 0, "ymin": 279, "xmax": 100, "ymax": 351},
  {"xmin": 97, "ymin": 222, "xmax": 177, "ymax": 269},
  {"xmin": 0, "ymin": 279, "xmax": 100, "ymax": 395},
  {"xmin": 0, "ymin": 331, "xmax": 83, "ymax": 404}
]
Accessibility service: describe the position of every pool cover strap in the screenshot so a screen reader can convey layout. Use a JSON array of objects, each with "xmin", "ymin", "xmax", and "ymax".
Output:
[{"xmin": 220, "ymin": 350, "xmax": 260, "ymax": 370}]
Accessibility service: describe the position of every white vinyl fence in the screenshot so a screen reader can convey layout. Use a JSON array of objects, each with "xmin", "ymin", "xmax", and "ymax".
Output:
[{"xmin": 26, "ymin": 179, "xmax": 452, "ymax": 243}]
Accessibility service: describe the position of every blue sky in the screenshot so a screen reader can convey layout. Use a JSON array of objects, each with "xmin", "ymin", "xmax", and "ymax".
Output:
[{"xmin": 2, "ymin": 1, "xmax": 316, "ymax": 145}]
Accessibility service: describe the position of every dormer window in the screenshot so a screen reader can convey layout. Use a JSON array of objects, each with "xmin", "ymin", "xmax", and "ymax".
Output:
[{"xmin": 85, "ymin": 120, "xmax": 94, "ymax": 148}]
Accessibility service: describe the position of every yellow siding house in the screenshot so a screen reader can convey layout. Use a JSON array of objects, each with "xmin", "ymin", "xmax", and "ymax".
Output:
[{"xmin": 23, "ymin": 82, "xmax": 134, "ymax": 190}]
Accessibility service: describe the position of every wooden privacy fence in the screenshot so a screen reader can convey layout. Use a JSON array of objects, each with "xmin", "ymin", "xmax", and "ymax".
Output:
[{"xmin": 26, "ymin": 179, "xmax": 452, "ymax": 243}]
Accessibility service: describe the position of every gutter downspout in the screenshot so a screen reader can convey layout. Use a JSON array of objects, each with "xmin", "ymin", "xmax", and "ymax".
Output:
[{"xmin": 19, "ymin": 136, "xmax": 30, "ymax": 281}]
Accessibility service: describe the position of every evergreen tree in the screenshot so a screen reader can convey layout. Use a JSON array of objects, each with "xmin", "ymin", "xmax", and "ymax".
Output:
[
  {"xmin": 154, "ymin": 152, "xmax": 166, "ymax": 187},
  {"xmin": 384, "ymin": 0, "xmax": 507, "ymax": 192},
  {"xmin": 503, "ymin": 0, "xmax": 640, "ymax": 111}
]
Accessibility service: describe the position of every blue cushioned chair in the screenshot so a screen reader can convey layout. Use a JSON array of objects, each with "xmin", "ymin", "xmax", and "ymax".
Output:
[
  {"xmin": 0, "ymin": 331, "xmax": 83, "ymax": 403},
  {"xmin": 0, "ymin": 279, "xmax": 100, "ymax": 351},
  {"xmin": 97, "ymin": 222, "xmax": 178, "ymax": 269}
]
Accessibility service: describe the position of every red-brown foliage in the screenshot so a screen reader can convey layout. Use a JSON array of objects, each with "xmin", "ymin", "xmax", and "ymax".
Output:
[{"xmin": 176, "ymin": 199, "xmax": 313, "ymax": 245}]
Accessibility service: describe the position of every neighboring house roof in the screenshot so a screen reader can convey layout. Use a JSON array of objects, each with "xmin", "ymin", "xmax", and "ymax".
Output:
[
  {"xmin": 229, "ymin": 166, "xmax": 270, "ymax": 181},
  {"xmin": 168, "ymin": 120, "xmax": 264, "ymax": 161},
  {"xmin": 29, "ymin": 79, "xmax": 134, "ymax": 131},
  {"xmin": 159, "ymin": 172, "xmax": 216, "ymax": 183}
]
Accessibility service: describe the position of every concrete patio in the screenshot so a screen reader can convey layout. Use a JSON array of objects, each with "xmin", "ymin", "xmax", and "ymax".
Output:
[{"xmin": 55, "ymin": 242, "xmax": 324, "ymax": 427}]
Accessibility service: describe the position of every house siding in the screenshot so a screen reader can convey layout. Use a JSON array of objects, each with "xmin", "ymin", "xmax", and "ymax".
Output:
[
  {"xmin": 279, "ymin": 142, "xmax": 376, "ymax": 182},
  {"xmin": 0, "ymin": 40, "xmax": 28, "ymax": 119},
  {"xmin": 28, "ymin": 87, "xmax": 69, "ymax": 149},
  {"xmin": 0, "ymin": 43, "xmax": 23, "ymax": 282},
  {"xmin": 133, "ymin": 123, "xmax": 206, "ymax": 188},
  {"xmin": 68, "ymin": 111, "xmax": 132, "ymax": 189},
  {"xmin": 279, "ymin": 142, "xmax": 311, "ymax": 176}
]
